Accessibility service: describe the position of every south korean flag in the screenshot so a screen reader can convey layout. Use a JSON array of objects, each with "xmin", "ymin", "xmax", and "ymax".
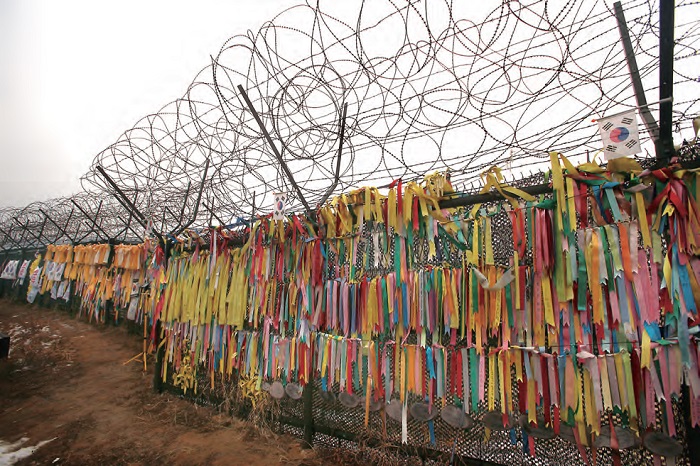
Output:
[
  {"xmin": 272, "ymin": 192, "xmax": 288, "ymax": 221},
  {"xmin": 598, "ymin": 109, "xmax": 641, "ymax": 161}
]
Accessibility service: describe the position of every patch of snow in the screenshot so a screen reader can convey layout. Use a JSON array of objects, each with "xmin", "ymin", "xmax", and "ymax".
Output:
[
  {"xmin": 7, "ymin": 326, "xmax": 28, "ymax": 337},
  {"xmin": 0, "ymin": 437, "xmax": 56, "ymax": 466}
]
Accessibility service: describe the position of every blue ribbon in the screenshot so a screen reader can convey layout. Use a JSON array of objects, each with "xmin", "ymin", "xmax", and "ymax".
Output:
[{"xmin": 426, "ymin": 346, "xmax": 436, "ymax": 379}]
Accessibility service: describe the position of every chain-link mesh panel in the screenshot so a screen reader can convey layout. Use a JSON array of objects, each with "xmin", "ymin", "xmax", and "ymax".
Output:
[{"xmin": 159, "ymin": 348, "xmax": 693, "ymax": 466}]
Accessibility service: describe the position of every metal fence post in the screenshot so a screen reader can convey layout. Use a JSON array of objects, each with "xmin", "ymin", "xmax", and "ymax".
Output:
[
  {"xmin": 153, "ymin": 319, "xmax": 164, "ymax": 393},
  {"xmin": 683, "ymin": 383, "xmax": 700, "ymax": 466}
]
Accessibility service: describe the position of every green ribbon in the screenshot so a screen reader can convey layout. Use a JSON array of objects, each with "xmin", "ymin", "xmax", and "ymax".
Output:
[
  {"xmin": 438, "ymin": 224, "xmax": 468, "ymax": 251},
  {"xmin": 505, "ymin": 282, "xmax": 514, "ymax": 328},
  {"xmin": 469, "ymin": 348, "xmax": 479, "ymax": 412},
  {"xmin": 381, "ymin": 276, "xmax": 390, "ymax": 331},
  {"xmin": 599, "ymin": 226, "xmax": 615, "ymax": 292},
  {"xmin": 577, "ymin": 246, "xmax": 588, "ymax": 311}
]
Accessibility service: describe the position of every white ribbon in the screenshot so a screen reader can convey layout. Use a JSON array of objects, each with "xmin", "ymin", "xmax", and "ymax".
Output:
[
  {"xmin": 401, "ymin": 403, "xmax": 408, "ymax": 444},
  {"xmin": 472, "ymin": 267, "xmax": 515, "ymax": 291}
]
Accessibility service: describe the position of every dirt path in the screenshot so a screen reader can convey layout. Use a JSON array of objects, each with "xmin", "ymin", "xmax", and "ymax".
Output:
[{"xmin": 0, "ymin": 300, "xmax": 316, "ymax": 466}]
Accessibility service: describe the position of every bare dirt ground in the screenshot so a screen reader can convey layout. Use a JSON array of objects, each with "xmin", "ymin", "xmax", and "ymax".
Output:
[{"xmin": 0, "ymin": 300, "xmax": 319, "ymax": 466}]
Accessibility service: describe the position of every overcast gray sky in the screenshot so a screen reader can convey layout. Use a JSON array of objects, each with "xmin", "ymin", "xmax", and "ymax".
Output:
[{"xmin": 0, "ymin": 0, "xmax": 298, "ymax": 208}]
